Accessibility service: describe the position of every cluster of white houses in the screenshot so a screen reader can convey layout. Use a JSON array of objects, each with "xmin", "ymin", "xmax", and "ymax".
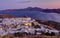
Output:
[{"xmin": 0, "ymin": 17, "xmax": 59, "ymax": 36}]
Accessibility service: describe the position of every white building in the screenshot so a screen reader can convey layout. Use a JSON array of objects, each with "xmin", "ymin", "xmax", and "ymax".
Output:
[
  {"xmin": 2, "ymin": 17, "xmax": 35, "ymax": 25},
  {"xmin": 0, "ymin": 17, "xmax": 59, "ymax": 36}
]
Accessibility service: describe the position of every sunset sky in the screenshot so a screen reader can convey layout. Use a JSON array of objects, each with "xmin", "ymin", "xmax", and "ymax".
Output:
[{"xmin": 0, "ymin": 0, "xmax": 60, "ymax": 10}]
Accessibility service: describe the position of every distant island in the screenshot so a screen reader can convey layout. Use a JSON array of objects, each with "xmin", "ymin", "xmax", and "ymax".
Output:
[{"xmin": 1, "ymin": 7, "xmax": 60, "ymax": 13}]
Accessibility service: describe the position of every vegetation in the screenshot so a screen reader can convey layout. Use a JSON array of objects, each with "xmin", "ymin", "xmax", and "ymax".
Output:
[
  {"xmin": 32, "ymin": 22, "xmax": 41, "ymax": 28},
  {"xmin": 41, "ymin": 32, "xmax": 55, "ymax": 36},
  {"xmin": 14, "ymin": 32, "xmax": 23, "ymax": 37}
]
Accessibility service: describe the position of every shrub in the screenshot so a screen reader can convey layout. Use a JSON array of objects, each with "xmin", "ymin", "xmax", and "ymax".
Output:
[{"xmin": 14, "ymin": 32, "xmax": 23, "ymax": 37}]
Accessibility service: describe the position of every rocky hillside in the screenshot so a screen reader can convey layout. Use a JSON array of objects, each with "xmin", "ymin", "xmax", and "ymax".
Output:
[{"xmin": 36, "ymin": 20, "xmax": 60, "ymax": 31}]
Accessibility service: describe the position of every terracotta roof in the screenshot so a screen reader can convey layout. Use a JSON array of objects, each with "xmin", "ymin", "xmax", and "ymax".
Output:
[{"xmin": 0, "ymin": 14, "xmax": 15, "ymax": 18}]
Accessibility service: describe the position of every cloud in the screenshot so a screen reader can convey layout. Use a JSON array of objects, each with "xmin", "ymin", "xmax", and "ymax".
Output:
[
  {"xmin": 18, "ymin": 1, "xmax": 31, "ymax": 3},
  {"xmin": 17, "ymin": 0, "xmax": 40, "ymax": 3}
]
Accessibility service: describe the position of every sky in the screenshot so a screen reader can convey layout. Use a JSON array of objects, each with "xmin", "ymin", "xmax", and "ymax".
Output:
[{"xmin": 0, "ymin": 0, "xmax": 60, "ymax": 10}]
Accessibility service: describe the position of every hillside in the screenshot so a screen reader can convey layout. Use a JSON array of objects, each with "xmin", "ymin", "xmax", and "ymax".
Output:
[
  {"xmin": 0, "ymin": 14, "xmax": 59, "ymax": 31},
  {"xmin": 0, "ymin": 14, "xmax": 59, "ymax": 30},
  {"xmin": 36, "ymin": 20, "xmax": 60, "ymax": 31}
]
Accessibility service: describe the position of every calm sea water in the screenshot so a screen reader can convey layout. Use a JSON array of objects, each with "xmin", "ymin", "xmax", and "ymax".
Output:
[{"xmin": 0, "ymin": 11, "xmax": 60, "ymax": 22}]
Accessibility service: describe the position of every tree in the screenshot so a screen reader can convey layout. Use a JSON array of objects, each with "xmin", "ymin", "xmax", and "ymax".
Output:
[
  {"xmin": 50, "ymin": 32, "xmax": 55, "ymax": 36},
  {"xmin": 45, "ymin": 32, "xmax": 51, "ymax": 36},
  {"xmin": 14, "ymin": 32, "xmax": 23, "ymax": 37},
  {"xmin": 32, "ymin": 22, "xmax": 41, "ymax": 28}
]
